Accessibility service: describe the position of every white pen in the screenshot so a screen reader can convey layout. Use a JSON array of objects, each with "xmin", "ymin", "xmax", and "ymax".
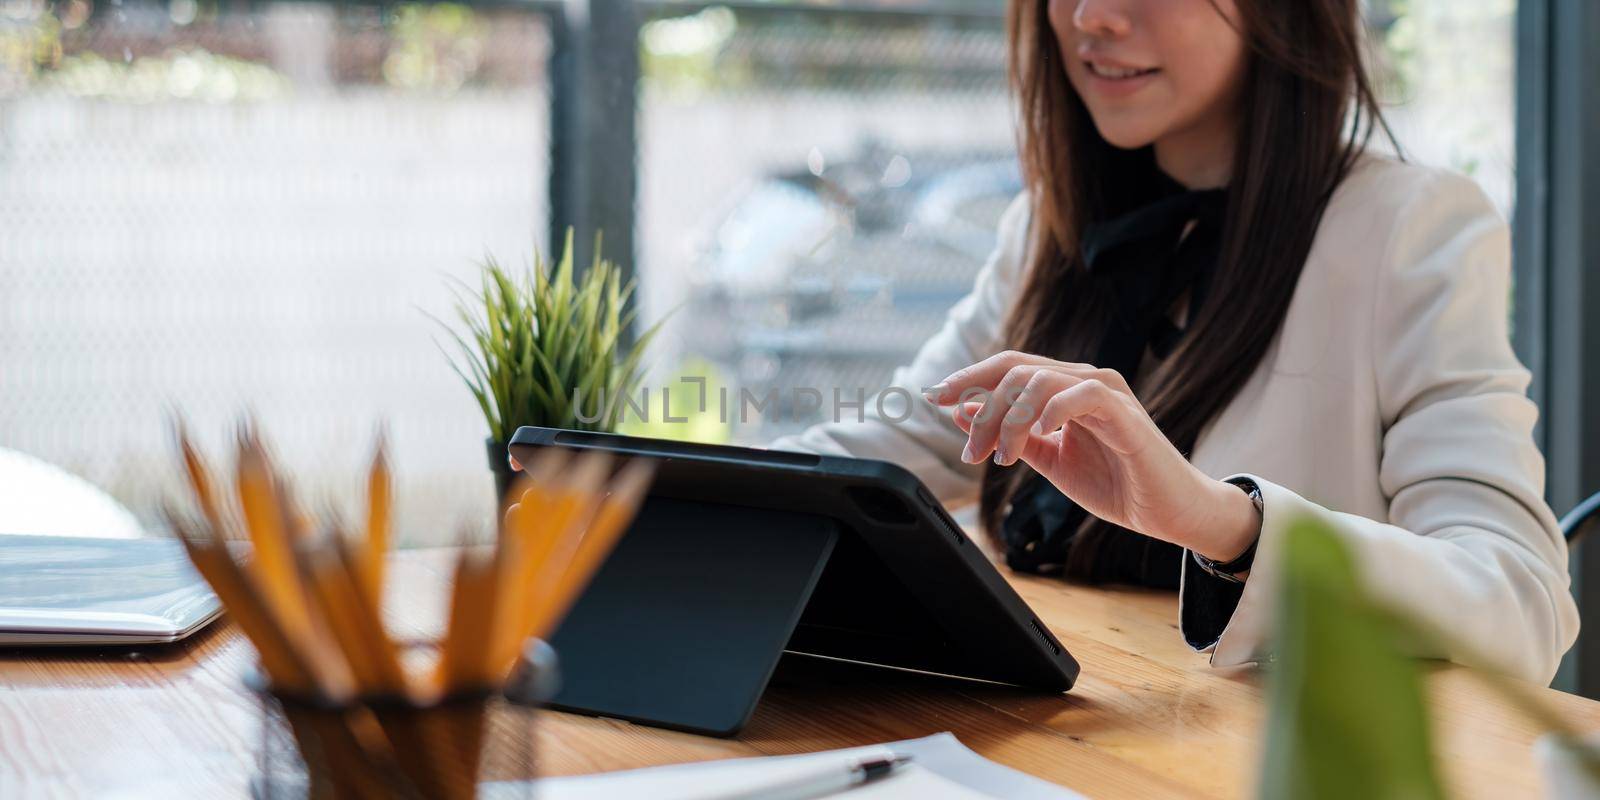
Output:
[{"xmin": 704, "ymin": 753, "xmax": 914, "ymax": 800}]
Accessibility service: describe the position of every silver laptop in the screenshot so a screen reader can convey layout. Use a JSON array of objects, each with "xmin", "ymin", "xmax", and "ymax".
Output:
[{"xmin": 0, "ymin": 535, "xmax": 223, "ymax": 645}]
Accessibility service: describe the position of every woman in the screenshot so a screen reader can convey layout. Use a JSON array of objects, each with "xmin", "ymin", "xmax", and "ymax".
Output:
[{"xmin": 773, "ymin": 0, "xmax": 1579, "ymax": 683}]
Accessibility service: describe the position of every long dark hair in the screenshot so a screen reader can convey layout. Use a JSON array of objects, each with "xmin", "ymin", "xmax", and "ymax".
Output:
[{"xmin": 981, "ymin": 0, "xmax": 1395, "ymax": 577}]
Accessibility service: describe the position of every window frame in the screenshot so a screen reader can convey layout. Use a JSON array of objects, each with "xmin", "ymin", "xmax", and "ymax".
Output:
[{"xmin": 1515, "ymin": 0, "xmax": 1600, "ymax": 694}]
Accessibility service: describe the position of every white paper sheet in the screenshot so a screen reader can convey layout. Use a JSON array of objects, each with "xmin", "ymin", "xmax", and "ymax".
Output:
[{"xmin": 495, "ymin": 733, "xmax": 1084, "ymax": 800}]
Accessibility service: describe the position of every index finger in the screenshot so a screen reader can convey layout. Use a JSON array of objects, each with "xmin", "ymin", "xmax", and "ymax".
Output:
[{"xmin": 923, "ymin": 350, "xmax": 1065, "ymax": 405}]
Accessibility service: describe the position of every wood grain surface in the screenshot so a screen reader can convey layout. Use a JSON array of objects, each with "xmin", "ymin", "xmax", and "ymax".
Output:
[{"xmin": 1, "ymin": 548, "xmax": 1595, "ymax": 798}]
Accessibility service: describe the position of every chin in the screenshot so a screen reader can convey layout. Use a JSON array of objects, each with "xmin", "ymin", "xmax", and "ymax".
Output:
[{"xmin": 1087, "ymin": 115, "xmax": 1162, "ymax": 150}]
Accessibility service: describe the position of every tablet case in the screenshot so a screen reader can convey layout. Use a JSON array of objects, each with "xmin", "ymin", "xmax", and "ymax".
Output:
[{"xmin": 516, "ymin": 427, "xmax": 1079, "ymax": 738}]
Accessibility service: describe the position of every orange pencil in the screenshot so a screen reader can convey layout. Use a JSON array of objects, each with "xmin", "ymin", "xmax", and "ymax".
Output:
[
  {"xmin": 361, "ymin": 434, "xmax": 392, "ymax": 610},
  {"xmin": 174, "ymin": 419, "xmax": 228, "ymax": 539},
  {"xmin": 331, "ymin": 535, "xmax": 411, "ymax": 698},
  {"xmin": 295, "ymin": 542, "xmax": 383, "ymax": 693},
  {"xmin": 167, "ymin": 511, "xmax": 316, "ymax": 695},
  {"xmin": 494, "ymin": 451, "xmax": 613, "ymax": 672},
  {"xmin": 434, "ymin": 546, "xmax": 502, "ymax": 694},
  {"xmin": 235, "ymin": 427, "xmax": 315, "ymax": 646},
  {"xmin": 526, "ymin": 458, "xmax": 655, "ymax": 641}
]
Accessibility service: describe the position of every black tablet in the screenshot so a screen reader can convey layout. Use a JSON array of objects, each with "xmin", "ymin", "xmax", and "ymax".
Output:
[{"xmin": 509, "ymin": 426, "xmax": 1079, "ymax": 736}]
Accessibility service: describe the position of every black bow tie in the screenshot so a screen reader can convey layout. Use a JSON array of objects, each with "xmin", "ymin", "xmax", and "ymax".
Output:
[
  {"xmin": 1084, "ymin": 186, "xmax": 1227, "ymax": 366},
  {"xmin": 998, "ymin": 183, "xmax": 1227, "ymax": 584}
]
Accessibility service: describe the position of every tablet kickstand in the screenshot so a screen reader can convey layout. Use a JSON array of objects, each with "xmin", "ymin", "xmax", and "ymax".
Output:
[{"xmin": 546, "ymin": 496, "xmax": 839, "ymax": 737}]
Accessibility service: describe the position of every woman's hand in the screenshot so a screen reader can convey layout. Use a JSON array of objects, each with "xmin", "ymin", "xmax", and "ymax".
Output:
[{"xmin": 924, "ymin": 351, "xmax": 1258, "ymax": 562}]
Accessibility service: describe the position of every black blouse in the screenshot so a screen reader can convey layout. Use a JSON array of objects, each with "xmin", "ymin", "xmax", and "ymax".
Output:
[{"xmin": 998, "ymin": 152, "xmax": 1231, "ymax": 593}]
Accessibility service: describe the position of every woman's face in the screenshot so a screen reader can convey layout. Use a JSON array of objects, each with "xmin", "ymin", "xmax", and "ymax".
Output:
[{"xmin": 1049, "ymin": 0, "xmax": 1249, "ymax": 153}]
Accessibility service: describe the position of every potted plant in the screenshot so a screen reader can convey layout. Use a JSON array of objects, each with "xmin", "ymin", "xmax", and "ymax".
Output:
[{"xmin": 438, "ymin": 230, "xmax": 660, "ymax": 504}]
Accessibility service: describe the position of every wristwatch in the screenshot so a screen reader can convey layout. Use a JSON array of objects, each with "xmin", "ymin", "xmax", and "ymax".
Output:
[{"xmin": 1190, "ymin": 478, "xmax": 1264, "ymax": 585}]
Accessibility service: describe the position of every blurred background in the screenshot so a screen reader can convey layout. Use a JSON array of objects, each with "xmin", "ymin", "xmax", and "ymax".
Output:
[{"xmin": 0, "ymin": 0, "xmax": 1520, "ymax": 546}]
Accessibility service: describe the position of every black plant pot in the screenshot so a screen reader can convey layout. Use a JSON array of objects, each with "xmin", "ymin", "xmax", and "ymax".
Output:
[{"xmin": 487, "ymin": 437, "xmax": 517, "ymax": 508}]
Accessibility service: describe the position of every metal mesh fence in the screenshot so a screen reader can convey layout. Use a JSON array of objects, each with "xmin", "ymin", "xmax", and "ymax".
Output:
[
  {"xmin": 634, "ymin": 6, "xmax": 1017, "ymax": 445},
  {"xmin": 1, "ymin": 2, "xmax": 552, "ymax": 543}
]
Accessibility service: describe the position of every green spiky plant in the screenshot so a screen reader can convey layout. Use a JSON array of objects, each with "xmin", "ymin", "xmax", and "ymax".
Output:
[{"xmin": 438, "ymin": 230, "xmax": 662, "ymax": 447}]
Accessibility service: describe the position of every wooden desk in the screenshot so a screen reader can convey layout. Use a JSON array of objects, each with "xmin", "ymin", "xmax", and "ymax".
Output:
[{"xmin": 1, "ymin": 548, "xmax": 1595, "ymax": 798}]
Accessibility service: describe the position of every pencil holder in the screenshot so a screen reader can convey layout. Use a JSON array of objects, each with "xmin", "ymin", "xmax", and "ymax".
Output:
[{"xmin": 249, "ymin": 640, "xmax": 559, "ymax": 800}]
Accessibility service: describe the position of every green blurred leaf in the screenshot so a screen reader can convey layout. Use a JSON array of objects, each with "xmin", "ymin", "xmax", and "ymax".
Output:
[{"xmin": 1260, "ymin": 517, "xmax": 1446, "ymax": 800}]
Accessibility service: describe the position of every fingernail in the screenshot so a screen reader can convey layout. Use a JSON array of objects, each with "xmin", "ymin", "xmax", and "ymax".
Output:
[
  {"xmin": 923, "ymin": 383, "xmax": 949, "ymax": 402},
  {"xmin": 994, "ymin": 442, "xmax": 1008, "ymax": 466},
  {"xmin": 1030, "ymin": 420, "xmax": 1045, "ymax": 436},
  {"xmin": 961, "ymin": 440, "xmax": 978, "ymax": 464}
]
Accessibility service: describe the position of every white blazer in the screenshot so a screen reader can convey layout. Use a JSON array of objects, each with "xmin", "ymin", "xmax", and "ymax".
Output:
[{"xmin": 772, "ymin": 154, "xmax": 1580, "ymax": 684}]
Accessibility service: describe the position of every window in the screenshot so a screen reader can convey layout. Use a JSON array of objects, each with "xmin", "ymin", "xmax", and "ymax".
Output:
[{"xmin": 0, "ymin": 0, "xmax": 1531, "ymax": 546}]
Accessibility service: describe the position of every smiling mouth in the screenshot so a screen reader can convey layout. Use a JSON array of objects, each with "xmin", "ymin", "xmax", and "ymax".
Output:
[{"xmin": 1085, "ymin": 61, "xmax": 1158, "ymax": 79}]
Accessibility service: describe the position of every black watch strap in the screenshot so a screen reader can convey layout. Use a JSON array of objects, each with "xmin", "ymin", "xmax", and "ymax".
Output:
[{"xmin": 1190, "ymin": 478, "xmax": 1263, "ymax": 585}]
